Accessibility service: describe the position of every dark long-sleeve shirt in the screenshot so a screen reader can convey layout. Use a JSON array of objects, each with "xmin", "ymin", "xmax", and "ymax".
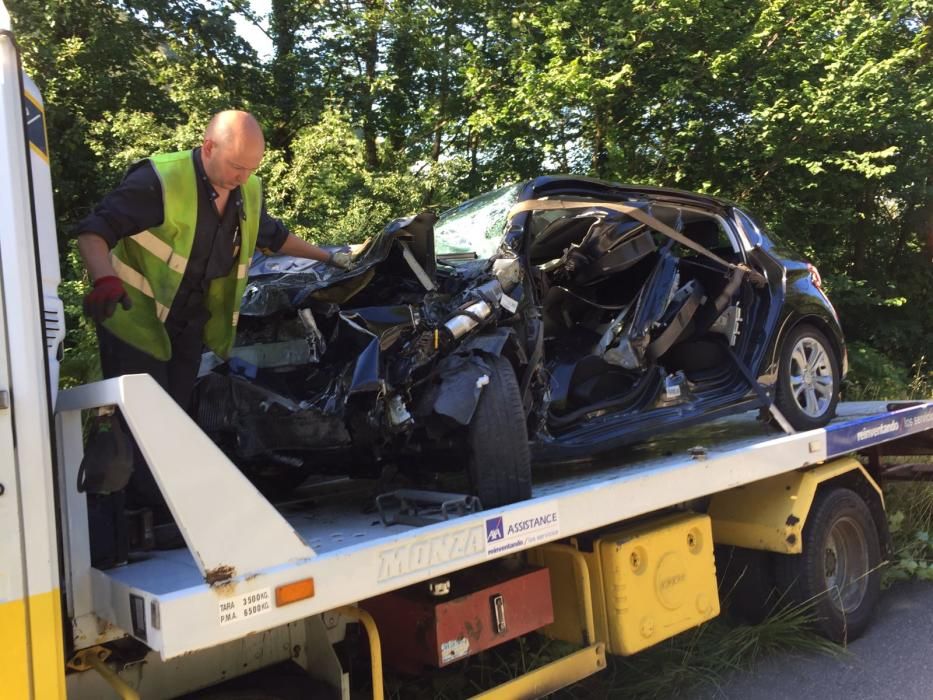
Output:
[{"xmin": 75, "ymin": 148, "xmax": 288, "ymax": 333}]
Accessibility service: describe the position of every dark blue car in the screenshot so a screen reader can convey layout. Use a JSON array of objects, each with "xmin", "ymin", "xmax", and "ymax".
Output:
[{"xmin": 195, "ymin": 177, "xmax": 846, "ymax": 508}]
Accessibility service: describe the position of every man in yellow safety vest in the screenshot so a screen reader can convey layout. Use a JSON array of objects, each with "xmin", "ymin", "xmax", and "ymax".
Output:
[{"xmin": 75, "ymin": 110, "xmax": 349, "ymax": 565}]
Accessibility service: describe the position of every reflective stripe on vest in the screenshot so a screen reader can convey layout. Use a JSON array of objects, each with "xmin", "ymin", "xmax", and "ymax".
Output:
[
  {"xmin": 132, "ymin": 229, "xmax": 190, "ymax": 275},
  {"xmin": 110, "ymin": 254, "xmax": 171, "ymax": 321}
]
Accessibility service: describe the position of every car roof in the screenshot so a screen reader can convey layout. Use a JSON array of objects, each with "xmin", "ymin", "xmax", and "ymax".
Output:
[{"xmin": 524, "ymin": 175, "xmax": 737, "ymax": 213}]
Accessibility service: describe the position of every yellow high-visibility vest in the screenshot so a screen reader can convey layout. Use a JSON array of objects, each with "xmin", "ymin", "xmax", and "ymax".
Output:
[{"xmin": 103, "ymin": 150, "xmax": 260, "ymax": 360}]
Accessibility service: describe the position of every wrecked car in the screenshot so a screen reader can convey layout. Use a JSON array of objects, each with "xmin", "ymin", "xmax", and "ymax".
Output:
[{"xmin": 193, "ymin": 176, "xmax": 846, "ymax": 508}]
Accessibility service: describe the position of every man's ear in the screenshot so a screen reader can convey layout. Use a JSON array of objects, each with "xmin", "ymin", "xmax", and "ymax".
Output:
[{"xmin": 202, "ymin": 138, "xmax": 214, "ymax": 158}]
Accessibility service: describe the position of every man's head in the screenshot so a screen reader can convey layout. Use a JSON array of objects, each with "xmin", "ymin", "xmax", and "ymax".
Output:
[{"xmin": 201, "ymin": 110, "xmax": 265, "ymax": 192}]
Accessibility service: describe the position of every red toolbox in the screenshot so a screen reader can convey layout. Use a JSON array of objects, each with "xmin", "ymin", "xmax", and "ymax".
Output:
[{"xmin": 360, "ymin": 562, "xmax": 553, "ymax": 674}]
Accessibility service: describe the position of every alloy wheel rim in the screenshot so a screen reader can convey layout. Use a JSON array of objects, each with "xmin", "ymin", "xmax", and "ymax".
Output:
[
  {"xmin": 789, "ymin": 336, "xmax": 834, "ymax": 417},
  {"xmin": 823, "ymin": 516, "xmax": 870, "ymax": 612}
]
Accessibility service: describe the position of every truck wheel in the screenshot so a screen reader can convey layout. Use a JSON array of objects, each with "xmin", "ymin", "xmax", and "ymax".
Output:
[
  {"xmin": 468, "ymin": 355, "xmax": 532, "ymax": 508},
  {"xmin": 774, "ymin": 323, "xmax": 840, "ymax": 430},
  {"xmin": 774, "ymin": 487, "xmax": 881, "ymax": 643}
]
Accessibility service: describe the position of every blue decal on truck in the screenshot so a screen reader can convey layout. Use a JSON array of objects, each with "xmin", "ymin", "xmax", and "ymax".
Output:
[
  {"xmin": 485, "ymin": 516, "xmax": 504, "ymax": 543},
  {"xmin": 826, "ymin": 404, "xmax": 933, "ymax": 457}
]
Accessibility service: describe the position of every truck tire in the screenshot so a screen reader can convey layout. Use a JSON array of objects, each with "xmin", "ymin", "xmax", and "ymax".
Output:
[
  {"xmin": 468, "ymin": 355, "xmax": 532, "ymax": 508},
  {"xmin": 774, "ymin": 323, "xmax": 840, "ymax": 430},
  {"xmin": 774, "ymin": 487, "xmax": 881, "ymax": 643}
]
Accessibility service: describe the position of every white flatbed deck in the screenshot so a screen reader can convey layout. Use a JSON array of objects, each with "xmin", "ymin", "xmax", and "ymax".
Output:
[{"xmin": 55, "ymin": 382, "xmax": 932, "ymax": 658}]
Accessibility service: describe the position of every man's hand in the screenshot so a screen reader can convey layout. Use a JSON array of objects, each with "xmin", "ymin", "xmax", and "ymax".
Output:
[
  {"xmin": 84, "ymin": 275, "xmax": 132, "ymax": 324},
  {"xmin": 328, "ymin": 250, "xmax": 353, "ymax": 269}
]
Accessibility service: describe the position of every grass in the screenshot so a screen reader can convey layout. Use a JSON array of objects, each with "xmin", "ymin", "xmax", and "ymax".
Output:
[
  {"xmin": 381, "ymin": 635, "xmax": 584, "ymax": 699},
  {"xmin": 844, "ymin": 353, "xmax": 932, "ymax": 402},
  {"xmin": 884, "ymin": 481, "xmax": 933, "ymax": 586},
  {"xmin": 565, "ymin": 604, "xmax": 841, "ymax": 700},
  {"xmin": 378, "ymin": 597, "xmax": 840, "ymax": 700}
]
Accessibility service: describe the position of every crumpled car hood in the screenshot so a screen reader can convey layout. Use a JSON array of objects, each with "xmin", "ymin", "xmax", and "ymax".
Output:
[
  {"xmin": 241, "ymin": 211, "xmax": 438, "ymax": 316},
  {"xmin": 195, "ymin": 208, "xmax": 526, "ymax": 473}
]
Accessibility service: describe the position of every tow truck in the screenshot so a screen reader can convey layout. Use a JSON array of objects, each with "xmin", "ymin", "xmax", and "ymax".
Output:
[{"xmin": 3, "ymin": 6, "xmax": 932, "ymax": 698}]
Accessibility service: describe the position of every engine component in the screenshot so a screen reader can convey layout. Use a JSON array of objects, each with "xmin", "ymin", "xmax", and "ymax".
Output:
[
  {"xmin": 445, "ymin": 298, "xmax": 495, "ymax": 339},
  {"xmin": 444, "ymin": 279, "xmax": 500, "ymax": 339},
  {"xmin": 227, "ymin": 339, "xmax": 313, "ymax": 369},
  {"xmin": 386, "ymin": 395, "xmax": 413, "ymax": 429},
  {"xmin": 443, "ymin": 259, "xmax": 523, "ymax": 341},
  {"xmin": 297, "ymin": 308, "xmax": 326, "ymax": 361}
]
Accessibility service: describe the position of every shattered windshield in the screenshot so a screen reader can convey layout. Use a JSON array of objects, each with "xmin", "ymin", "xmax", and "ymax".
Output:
[{"xmin": 434, "ymin": 183, "xmax": 523, "ymax": 259}]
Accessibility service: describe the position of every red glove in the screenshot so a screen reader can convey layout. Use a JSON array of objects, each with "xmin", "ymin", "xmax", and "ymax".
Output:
[{"xmin": 84, "ymin": 275, "xmax": 132, "ymax": 324}]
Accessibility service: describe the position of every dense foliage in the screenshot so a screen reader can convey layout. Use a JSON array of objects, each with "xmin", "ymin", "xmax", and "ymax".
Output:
[{"xmin": 8, "ymin": 0, "xmax": 931, "ymax": 391}]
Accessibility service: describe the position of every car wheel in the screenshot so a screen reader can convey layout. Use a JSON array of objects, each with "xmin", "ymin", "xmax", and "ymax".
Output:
[
  {"xmin": 244, "ymin": 463, "xmax": 312, "ymax": 500},
  {"xmin": 774, "ymin": 487, "xmax": 881, "ymax": 643},
  {"xmin": 774, "ymin": 323, "xmax": 840, "ymax": 430},
  {"xmin": 467, "ymin": 355, "xmax": 532, "ymax": 508}
]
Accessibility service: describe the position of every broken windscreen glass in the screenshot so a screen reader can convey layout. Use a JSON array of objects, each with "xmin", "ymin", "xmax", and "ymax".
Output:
[{"xmin": 434, "ymin": 182, "xmax": 523, "ymax": 259}]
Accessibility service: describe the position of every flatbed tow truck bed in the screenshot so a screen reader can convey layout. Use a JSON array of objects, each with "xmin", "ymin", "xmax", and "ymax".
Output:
[{"xmin": 54, "ymin": 374, "xmax": 933, "ymax": 661}]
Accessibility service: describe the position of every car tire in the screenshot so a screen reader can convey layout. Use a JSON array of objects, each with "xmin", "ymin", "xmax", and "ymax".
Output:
[
  {"xmin": 467, "ymin": 355, "xmax": 532, "ymax": 508},
  {"xmin": 244, "ymin": 464, "xmax": 312, "ymax": 500},
  {"xmin": 774, "ymin": 323, "xmax": 840, "ymax": 430},
  {"xmin": 773, "ymin": 487, "xmax": 882, "ymax": 643}
]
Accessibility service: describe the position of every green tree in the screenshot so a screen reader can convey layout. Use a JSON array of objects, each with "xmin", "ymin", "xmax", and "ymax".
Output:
[{"xmin": 7, "ymin": 0, "xmax": 930, "ymax": 391}]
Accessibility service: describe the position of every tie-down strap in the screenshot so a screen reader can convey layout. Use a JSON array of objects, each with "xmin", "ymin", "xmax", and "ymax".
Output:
[{"xmin": 507, "ymin": 198, "xmax": 766, "ymax": 285}]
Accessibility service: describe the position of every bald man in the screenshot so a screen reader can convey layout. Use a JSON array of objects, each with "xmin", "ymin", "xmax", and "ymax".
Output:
[{"xmin": 75, "ymin": 111, "xmax": 347, "ymax": 561}]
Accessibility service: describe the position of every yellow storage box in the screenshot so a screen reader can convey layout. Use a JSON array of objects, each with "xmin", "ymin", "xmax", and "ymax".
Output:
[{"xmin": 531, "ymin": 512, "xmax": 720, "ymax": 655}]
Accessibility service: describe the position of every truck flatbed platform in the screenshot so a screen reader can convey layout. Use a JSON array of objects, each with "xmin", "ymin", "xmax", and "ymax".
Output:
[{"xmin": 55, "ymin": 379, "xmax": 932, "ymax": 659}]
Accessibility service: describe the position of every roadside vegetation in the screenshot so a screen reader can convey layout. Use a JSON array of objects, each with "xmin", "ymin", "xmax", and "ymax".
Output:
[
  {"xmin": 373, "ymin": 598, "xmax": 840, "ymax": 699},
  {"xmin": 885, "ymin": 483, "xmax": 933, "ymax": 585},
  {"xmin": 6, "ymin": 0, "xmax": 930, "ymax": 395}
]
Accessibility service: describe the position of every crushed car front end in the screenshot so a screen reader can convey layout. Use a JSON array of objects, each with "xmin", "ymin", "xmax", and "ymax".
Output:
[{"xmin": 193, "ymin": 205, "xmax": 535, "ymax": 504}]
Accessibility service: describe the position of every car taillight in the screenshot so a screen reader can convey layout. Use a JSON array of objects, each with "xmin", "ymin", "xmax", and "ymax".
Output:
[{"xmin": 807, "ymin": 263, "xmax": 822, "ymax": 289}]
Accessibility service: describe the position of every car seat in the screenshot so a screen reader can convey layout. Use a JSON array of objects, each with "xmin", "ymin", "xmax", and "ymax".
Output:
[
  {"xmin": 553, "ymin": 251, "xmax": 708, "ymax": 415},
  {"xmin": 600, "ymin": 250, "xmax": 706, "ymax": 370},
  {"xmin": 529, "ymin": 213, "xmax": 599, "ymax": 265}
]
